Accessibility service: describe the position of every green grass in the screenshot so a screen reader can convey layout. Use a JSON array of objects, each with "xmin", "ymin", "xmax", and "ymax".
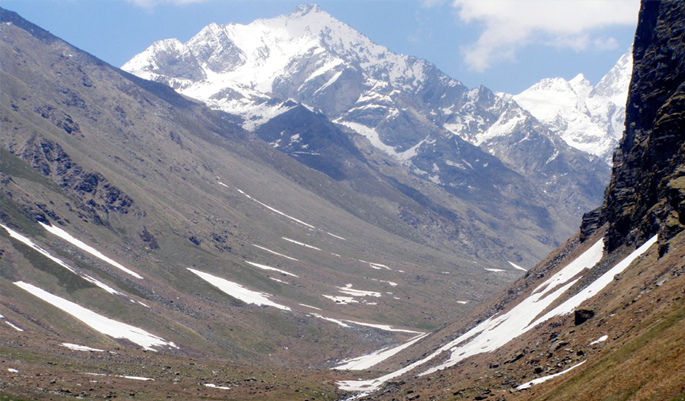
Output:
[
  {"xmin": 8, "ymin": 237, "xmax": 96, "ymax": 294},
  {"xmin": 531, "ymin": 301, "xmax": 685, "ymax": 401}
]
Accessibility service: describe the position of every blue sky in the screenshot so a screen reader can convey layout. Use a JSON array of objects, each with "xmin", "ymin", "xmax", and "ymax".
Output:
[{"xmin": 0, "ymin": 0, "xmax": 639, "ymax": 93}]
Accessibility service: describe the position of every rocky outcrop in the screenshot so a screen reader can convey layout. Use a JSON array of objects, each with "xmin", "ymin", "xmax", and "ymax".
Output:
[
  {"xmin": 19, "ymin": 137, "xmax": 134, "ymax": 221},
  {"xmin": 586, "ymin": 1, "xmax": 685, "ymax": 254}
]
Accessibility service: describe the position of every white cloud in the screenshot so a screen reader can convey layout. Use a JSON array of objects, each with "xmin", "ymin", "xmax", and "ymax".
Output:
[
  {"xmin": 126, "ymin": 0, "xmax": 207, "ymax": 9},
  {"xmin": 447, "ymin": 0, "xmax": 639, "ymax": 72}
]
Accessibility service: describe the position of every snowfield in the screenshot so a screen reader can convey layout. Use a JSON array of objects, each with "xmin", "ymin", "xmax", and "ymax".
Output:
[
  {"xmin": 1, "ymin": 224, "xmax": 124, "ymax": 296},
  {"xmin": 14, "ymin": 281, "xmax": 177, "ymax": 351},
  {"xmin": 39, "ymin": 222, "xmax": 143, "ymax": 279},
  {"xmin": 339, "ymin": 236, "xmax": 656, "ymax": 394},
  {"xmin": 334, "ymin": 333, "xmax": 429, "ymax": 370},
  {"xmin": 187, "ymin": 268, "xmax": 291, "ymax": 311}
]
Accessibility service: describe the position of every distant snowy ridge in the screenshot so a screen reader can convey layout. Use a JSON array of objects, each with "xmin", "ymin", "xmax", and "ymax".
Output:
[
  {"xmin": 124, "ymin": 3, "xmax": 610, "ymax": 233},
  {"xmin": 511, "ymin": 50, "xmax": 632, "ymax": 162}
]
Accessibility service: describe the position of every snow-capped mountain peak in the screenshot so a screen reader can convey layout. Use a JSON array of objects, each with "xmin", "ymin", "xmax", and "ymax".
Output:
[
  {"xmin": 511, "ymin": 49, "xmax": 632, "ymax": 162},
  {"xmin": 568, "ymin": 73, "xmax": 593, "ymax": 99},
  {"xmin": 123, "ymin": 5, "xmax": 609, "ymax": 222}
]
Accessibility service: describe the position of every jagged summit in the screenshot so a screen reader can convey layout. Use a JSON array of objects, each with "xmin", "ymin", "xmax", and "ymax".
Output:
[
  {"xmin": 512, "ymin": 49, "xmax": 632, "ymax": 162},
  {"xmin": 123, "ymin": 3, "xmax": 609, "ymax": 244}
]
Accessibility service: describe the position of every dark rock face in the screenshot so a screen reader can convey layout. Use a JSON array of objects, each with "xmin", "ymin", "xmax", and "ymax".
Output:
[
  {"xmin": 20, "ymin": 137, "xmax": 134, "ymax": 220},
  {"xmin": 583, "ymin": 0, "xmax": 685, "ymax": 253},
  {"xmin": 574, "ymin": 309, "xmax": 595, "ymax": 326}
]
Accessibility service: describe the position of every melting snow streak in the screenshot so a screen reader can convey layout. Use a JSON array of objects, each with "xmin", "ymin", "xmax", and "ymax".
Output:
[
  {"xmin": 334, "ymin": 333, "xmax": 429, "ymax": 371},
  {"xmin": 246, "ymin": 261, "xmax": 298, "ymax": 277},
  {"xmin": 39, "ymin": 223, "xmax": 143, "ymax": 279},
  {"xmin": 282, "ymin": 237, "xmax": 321, "ymax": 250},
  {"xmin": 0, "ymin": 224, "xmax": 123, "ymax": 295},
  {"xmin": 236, "ymin": 188, "xmax": 315, "ymax": 229},
  {"xmin": 187, "ymin": 268, "xmax": 290, "ymax": 311},
  {"xmin": 252, "ymin": 244, "xmax": 298, "ymax": 261},
  {"xmin": 14, "ymin": 282, "xmax": 176, "ymax": 351},
  {"xmin": 517, "ymin": 361, "xmax": 586, "ymax": 390},
  {"xmin": 338, "ymin": 235, "xmax": 657, "ymax": 394},
  {"xmin": 337, "ymin": 238, "xmax": 604, "ymax": 393}
]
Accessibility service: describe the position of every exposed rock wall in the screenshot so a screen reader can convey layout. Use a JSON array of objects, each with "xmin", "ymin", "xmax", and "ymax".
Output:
[{"xmin": 584, "ymin": 0, "xmax": 685, "ymax": 254}]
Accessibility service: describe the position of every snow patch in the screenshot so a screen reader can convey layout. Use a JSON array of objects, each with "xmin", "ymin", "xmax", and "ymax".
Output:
[
  {"xmin": 337, "ymin": 238, "xmax": 604, "ymax": 393},
  {"xmin": 62, "ymin": 343, "xmax": 106, "ymax": 352},
  {"xmin": 326, "ymin": 232, "xmax": 346, "ymax": 241},
  {"xmin": 187, "ymin": 268, "xmax": 291, "ymax": 311},
  {"xmin": 590, "ymin": 335, "xmax": 608, "ymax": 345},
  {"xmin": 120, "ymin": 376, "xmax": 155, "ymax": 381},
  {"xmin": 0, "ymin": 314, "xmax": 24, "ymax": 332},
  {"xmin": 252, "ymin": 244, "xmax": 298, "ymax": 261},
  {"xmin": 508, "ymin": 261, "xmax": 528, "ymax": 272},
  {"xmin": 282, "ymin": 237, "xmax": 321, "ymax": 250},
  {"xmin": 246, "ymin": 261, "xmax": 298, "ymax": 277},
  {"xmin": 517, "ymin": 361, "xmax": 586, "ymax": 390},
  {"xmin": 236, "ymin": 188, "xmax": 315, "ymax": 229},
  {"xmin": 14, "ymin": 282, "xmax": 176, "ymax": 351},
  {"xmin": 338, "ymin": 284, "xmax": 381, "ymax": 298},
  {"xmin": 322, "ymin": 295, "xmax": 358, "ymax": 305},
  {"xmin": 343, "ymin": 320, "xmax": 422, "ymax": 334},
  {"xmin": 204, "ymin": 383, "xmax": 231, "ymax": 390},
  {"xmin": 526, "ymin": 235, "xmax": 657, "ymax": 329},
  {"xmin": 310, "ymin": 313, "xmax": 351, "ymax": 328},
  {"xmin": 39, "ymin": 223, "xmax": 142, "ymax": 279},
  {"xmin": 334, "ymin": 333, "xmax": 428, "ymax": 371},
  {"xmin": 299, "ymin": 303, "xmax": 321, "ymax": 311}
]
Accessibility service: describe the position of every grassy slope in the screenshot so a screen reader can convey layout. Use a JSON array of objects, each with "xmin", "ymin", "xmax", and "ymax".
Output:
[{"xmin": 358, "ymin": 228, "xmax": 685, "ymax": 401}]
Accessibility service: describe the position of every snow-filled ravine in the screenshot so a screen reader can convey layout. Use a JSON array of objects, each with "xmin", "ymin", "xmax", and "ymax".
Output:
[
  {"xmin": 14, "ymin": 281, "xmax": 176, "ymax": 351},
  {"xmin": 1, "ymin": 224, "xmax": 120, "ymax": 293},
  {"xmin": 338, "ymin": 235, "xmax": 657, "ymax": 394},
  {"xmin": 1, "ymin": 224, "xmax": 147, "ymax": 306},
  {"xmin": 39, "ymin": 222, "xmax": 143, "ymax": 279}
]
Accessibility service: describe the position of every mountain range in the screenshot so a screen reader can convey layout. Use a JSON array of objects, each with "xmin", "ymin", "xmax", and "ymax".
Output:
[
  {"xmin": 123, "ymin": 5, "xmax": 623, "ymax": 256},
  {"xmin": 2, "ymin": 1, "xmax": 684, "ymax": 400}
]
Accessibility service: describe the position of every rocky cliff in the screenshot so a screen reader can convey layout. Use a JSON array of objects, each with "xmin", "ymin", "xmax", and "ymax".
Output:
[{"xmin": 584, "ymin": 0, "xmax": 685, "ymax": 254}]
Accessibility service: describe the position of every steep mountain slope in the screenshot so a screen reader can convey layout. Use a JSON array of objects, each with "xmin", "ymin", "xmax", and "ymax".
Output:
[
  {"xmin": 511, "ymin": 50, "xmax": 632, "ymax": 163},
  {"xmin": 332, "ymin": 1, "xmax": 685, "ymax": 399},
  {"xmin": 123, "ymin": 4, "xmax": 610, "ymax": 244},
  {"xmin": 0, "ymin": 7, "xmax": 537, "ymax": 399}
]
